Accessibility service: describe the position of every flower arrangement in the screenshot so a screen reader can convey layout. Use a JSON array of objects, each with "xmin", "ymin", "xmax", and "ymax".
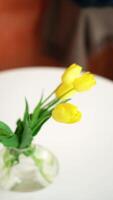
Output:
[{"xmin": 0, "ymin": 64, "xmax": 96, "ymax": 191}]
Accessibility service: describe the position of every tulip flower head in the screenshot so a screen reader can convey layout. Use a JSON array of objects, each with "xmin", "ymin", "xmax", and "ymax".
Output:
[
  {"xmin": 61, "ymin": 63, "xmax": 82, "ymax": 84},
  {"xmin": 55, "ymin": 83, "xmax": 76, "ymax": 99},
  {"xmin": 55, "ymin": 63, "xmax": 96, "ymax": 99},
  {"xmin": 52, "ymin": 103, "xmax": 82, "ymax": 124},
  {"xmin": 73, "ymin": 72, "xmax": 96, "ymax": 92}
]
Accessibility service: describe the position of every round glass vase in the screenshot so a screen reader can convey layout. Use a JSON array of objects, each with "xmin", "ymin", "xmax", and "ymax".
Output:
[{"xmin": 0, "ymin": 144, "xmax": 59, "ymax": 192}]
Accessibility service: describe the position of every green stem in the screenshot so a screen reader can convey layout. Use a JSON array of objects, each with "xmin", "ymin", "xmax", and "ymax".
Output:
[
  {"xmin": 31, "ymin": 154, "xmax": 52, "ymax": 183},
  {"xmin": 43, "ymin": 87, "xmax": 74, "ymax": 109},
  {"xmin": 1, "ymin": 148, "xmax": 20, "ymax": 180},
  {"xmin": 41, "ymin": 82, "xmax": 67, "ymax": 106},
  {"xmin": 41, "ymin": 90, "xmax": 56, "ymax": 105}
]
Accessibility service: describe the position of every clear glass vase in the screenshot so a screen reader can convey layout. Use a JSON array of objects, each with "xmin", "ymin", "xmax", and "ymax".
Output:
[{"xmin": 0, "ymin": 144, "xmax": 59, "ymax": 192}]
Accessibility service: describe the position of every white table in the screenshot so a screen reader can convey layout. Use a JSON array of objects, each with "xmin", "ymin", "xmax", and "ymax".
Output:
[{"xmin": 0, "ymin": 67, "xmax": 113, "ymax": 200}]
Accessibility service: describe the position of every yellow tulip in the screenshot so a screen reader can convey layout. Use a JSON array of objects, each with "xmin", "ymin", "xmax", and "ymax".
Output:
[
  {"xmin": 55, "ymin": 83, "xmax": 76, "ymax": 99},
  {"xmin": 73, "ymin": 72, "xmax": 96, "ymax": 92},
  {"xmin": 61, "ymin": 63, "xmax": 82, "ymax": 84},
  {"xmin": 52, "ymin": 103, "xmax": 82, "ymax": 124}
]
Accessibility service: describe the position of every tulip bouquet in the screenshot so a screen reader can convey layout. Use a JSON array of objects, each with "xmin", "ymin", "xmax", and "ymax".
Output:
[{"xmin": 0, "ymin": 64, "xmax": 96, "ymax": 191}]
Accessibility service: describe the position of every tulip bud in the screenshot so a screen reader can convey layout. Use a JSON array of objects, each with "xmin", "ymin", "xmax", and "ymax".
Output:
[
  {"xmin": 55, "ymin": 83, "xmax": 76, "ymax": 99},
  {"xmin": 52, "ymin": 103, "xmax": 82, "ymax": 124},
  {"xmin": 62, "ymin": 63, "xmax": 82, "ymax": 84},
  {"xmin": 73, "ymin": 72, "xmax": 96, "ymax": 92}
]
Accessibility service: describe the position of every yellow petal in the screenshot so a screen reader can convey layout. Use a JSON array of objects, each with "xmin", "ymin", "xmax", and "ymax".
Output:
[
  {"xmin": 52, "ymin": 103, "xmax": 82, "ymax": 124},
  {"xmin": 73, "ymin": 72, "xmax": 96, "ymax": 92},
  {"xmin": 62, "ymin": 63, "xmax": 82, "ymax": 84},
  {"xmin": 55, "ymin": 83, "xmax": 76, "ymax": 99}
]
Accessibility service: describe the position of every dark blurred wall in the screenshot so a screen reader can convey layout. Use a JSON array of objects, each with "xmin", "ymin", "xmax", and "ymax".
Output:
[
  {"xmin": 72, "ymin": 0, "xmax": 113, "ymax": 6},
  {"xmin": 43, "ymin": 0, "xmax": 80, "ymax": 61}
]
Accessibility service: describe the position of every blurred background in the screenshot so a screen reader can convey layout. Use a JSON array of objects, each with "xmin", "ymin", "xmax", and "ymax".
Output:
[{"xmin": 0, "ymin": 0, "xmax": 113, "ymax": 80}]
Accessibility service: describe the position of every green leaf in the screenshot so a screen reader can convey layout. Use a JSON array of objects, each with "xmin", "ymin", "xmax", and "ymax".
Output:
[
  {"xmin": 0, "ymin": 121, "xmax": 13, "ymax": 137},
  {"xmin": 31, "ymin": 95, "xmax": 43, "ymax": 129},
  {"xmin": 0, "ymin": 134, "xmax": 18, "ymax": 148},
  {"xmin": 15, "ymin": 119, "xmax": 24, "ymax": 144},
  {"xmin": 23, "ymin": 98, "xmax": 30, "ymax": 122},
  {"xmin": 14, "ymin": 99, "xmax": 32, "ymax": 148},
  {"xmin": 0, "ymin": 121, "xmax": 19, "ymax": 148},
  {"xmin": 19, "ymin": 119, "xmax": 33, "ymax": 149},
  {"xmin": 32, "ymin": 116, "xmax": 50, "ymax": 136},
  {"xmin": 32, "ymin": 109, "xmax": 51, "ymax": 136}
]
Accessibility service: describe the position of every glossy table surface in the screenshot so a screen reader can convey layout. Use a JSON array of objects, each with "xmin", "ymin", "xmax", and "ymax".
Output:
[{"xmin": 0, "ymin": 67, "xmax": 113, "ymax": 200}]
